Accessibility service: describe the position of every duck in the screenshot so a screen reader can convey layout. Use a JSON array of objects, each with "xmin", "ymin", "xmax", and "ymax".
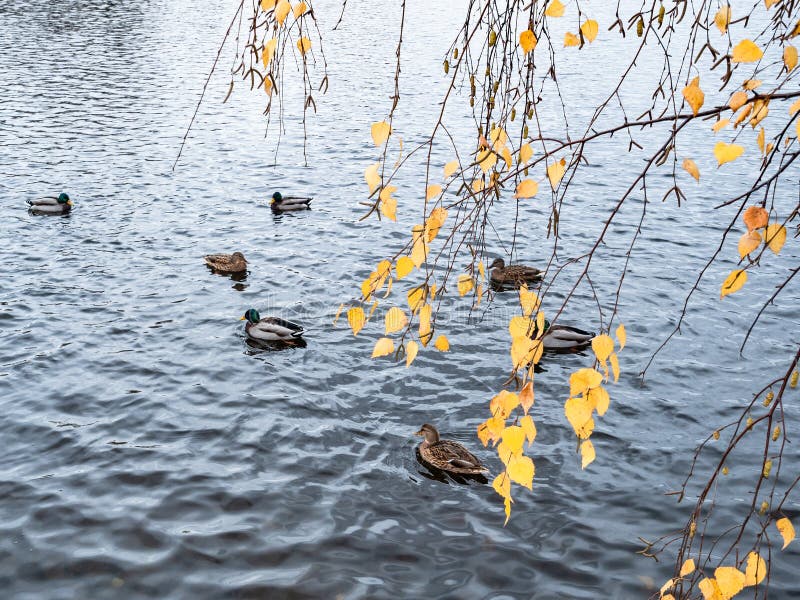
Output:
[
  {"xmin": 240, "ymin": 308, "xmax": 305, "ymax": 342},
  {"xmin": 27, "ymin": 193, "xmax": 73, "ymax": 214},
  {"xmin": 270, "ymin": 192, "xmax": 312, "ymax": 212},
  {"xmin": 415, "ymin": 423, "xmax": 489, "ymax": 476},
  {"xmin": 489, "ymin": 257, "xmax": 543, "ymax": 288},
  {"xmin": 204, "ymin": 252, "xmax": 248, "ymax": 274},
  {"xmin": 534, "ymin": 319, "xmax": 595, "ymax": 352}
]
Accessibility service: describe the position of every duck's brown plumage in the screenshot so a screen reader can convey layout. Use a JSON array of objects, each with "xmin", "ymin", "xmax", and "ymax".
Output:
[
  {"xmin": 415, "ymin": 424, "xmax": 488, "ymax": 476},
  {"xmin": 204, "ymin": 252, "xmax": 248, "ymax": 274},
  {"xmin": 489, "ymin": 258, "xmax": 542, "ymax": 287}
]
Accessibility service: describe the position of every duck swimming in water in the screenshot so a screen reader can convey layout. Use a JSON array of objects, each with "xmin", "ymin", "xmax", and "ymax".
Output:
[
  {"xmin": 241, "ymin": 308, "xmax": 305, "ymax": 342},
  {"xmin": 204, "ymin": 252, "xmax": 248, "ymax": 274},
  {"xmin": 489, "ymin": 257, "xmax": 543, "ymax": 289},
  {"xmin": 27, "ymin": 193, "xmax": 73, "ymax": 215},
  {"xmin": 535, "ymin": 319, "xmax": 595, "ymax": 352},
  {"xmin": 415, "ymin": 423, "xmax": 489, "ymax": 476},
  {"xmin": 270, "ymin": 192, "xmax": 312, "ymax": 212}
]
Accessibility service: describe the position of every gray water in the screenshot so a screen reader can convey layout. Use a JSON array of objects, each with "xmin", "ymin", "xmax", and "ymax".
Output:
[{"xmin": 1, "ymin": 1, "xmax": 799, "ymax": 598}]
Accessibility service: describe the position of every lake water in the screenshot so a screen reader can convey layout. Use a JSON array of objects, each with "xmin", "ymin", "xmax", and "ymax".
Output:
[{"xmin": 1, "ymin": 1, "xmax": 799, "ymax": 598}]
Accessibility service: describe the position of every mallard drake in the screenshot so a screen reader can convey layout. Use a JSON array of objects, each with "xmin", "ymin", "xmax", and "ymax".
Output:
[
  {"xmin": 240, "ymin": 308, "xmax": 305, "ymax": 342},
  {"xmin": 270, "ymin": 192, "xmax": 312, "ymax": 212},
  {"xmin": 204, "ymin": 252, "xmax": 248, "ymax": 274},
  {"xmin": 489, "ymin": 257, "xmax": 543, "ymax": 288},
  {"xmin": 534, "ymin": 319, "xmax": 595, "ymax": 352},
  {"xmin": 27, "ymin": 193, "xmax": 73, "ymax": 214},
  {"xmin": 415, "ymin": 423, "xmax": 489, "ymax": 476}
]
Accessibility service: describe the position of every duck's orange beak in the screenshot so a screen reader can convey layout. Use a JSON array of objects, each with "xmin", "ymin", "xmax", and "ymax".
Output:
[
  {"xmin": 414, "ymin": 429, "xmax": 424, "ymax": 436},
  {"xmin": 239, "ymin": 316, "xmax": 246, "ymax": 321}
]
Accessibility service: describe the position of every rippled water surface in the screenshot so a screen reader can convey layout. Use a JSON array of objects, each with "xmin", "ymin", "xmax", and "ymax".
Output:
[{"xmin": 2, "ymin": 1, "xmax": 799, "ymax": 598}]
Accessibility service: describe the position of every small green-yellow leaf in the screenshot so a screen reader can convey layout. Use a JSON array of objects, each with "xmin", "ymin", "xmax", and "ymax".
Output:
[
  {"xmin": 683, "ymin": 158, "xmax": 700, "ymax": 181},
  {"xmin": 347, "ymin": 307, "xmax": 366, "ymax": 336},
  {"xmin": 580, "ymin": 440, "xmax": 595, "ymax": 469},
  {"xmin": 732, "ymin": 39, "xmax": 764, "ymax": 63},
  {"xmin": 519, "ymin": 30, "xmax": 537, "ymax": 54},
  {"xmin": 714, "ymin": 142, "xmax": 744, "ymax": 166},
  {"xmin": 371, "ymin": 121, "xmax": 391, "ymax": 147},
  {"xmin": 545, "ymin": 0, "xmax": 565, "ymax": 17},
  {"xmin": 434, "ymin": 334, "xmax": 450, "ymax": 351},
  {"xmin": 405, "ymin": 340, "xmax": 419, "ymax": 367},
  {"xmin": 514, "ymin": 179, "xmax": 539, "ymax": 199},
  {"xmin": 721, "ymin": 269, "xmax": 747, "ymax": 298},
  {"xmin": 385, "ymin": 307, "xmax": 408, "ymax": 334},
  {"xmin": 372, "ymin": 337, "xmax": 394, "ymax": 358},
  {"xmin": 777, "ymin": 517, "xmax": 795, "ymax": 549},
  {"xmin": 580, "ymin": 19, "xmax": 599, "ymax": 43},
  {"xmin": 764, "ymin": 223, "xmax": 786, "ymax": 254}
]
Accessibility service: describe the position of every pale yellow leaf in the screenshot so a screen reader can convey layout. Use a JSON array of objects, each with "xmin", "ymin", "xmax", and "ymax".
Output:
[
  {"xmin": 757, "ymin": 127, "xmax": 766, "ymax": 154},
  {"xmin": 714, "ymin": 142, "xmax": 744, "ymax": 166},
  {"xmin": 712, "ymin": 119, "xmax": 730, "ymax": 133},
  {"xmin": 680, "ymin": 558, "xmax": 696, "ymax": 577},
  {"xmin": 381, "ymin": 197, "xmax": 397, "ymax": 221},
  {"xmin": 738, "ymin": 230, "xmax": 762, "ymax": 258},
  {"xmin": 660, "ymin": 578, "xmax": 675, "ymax": 597},
  {"xmin": 721, "ymin": 269, "xmax": 747, "ymax": 298},
  {"xmin": 371, "ymin": 121, "xmax": 391, "ymax": 147},
  {"xmin": 785, "ymin": 46, "xmax": 798, "ymax": 71},
  {"xmin": 477, "ymin": 149, "xmax": 497, "ymax": 173},
  {"xmin": 683, "ymin": 158, "xmax": 700, "ymax": 181},
  {"xmin": 564, "ymin": 32, "xmax": 580, "ymax": 47},
  {"xmin": 509, "ymin": 316, "xmax": 534, "ymax": 338},
  {"xmin": 519, "ymin": 143, "xmax": 533, "ymax": 164},
  {"xmin": 293, "ymin": 1, "xmax": 307, "ymax": 17},
  {"xmin": 347, "ymin": 307, "xmax": 365, "ymax": 336},
  {"xmin": 514, "ymin": 179, "xmax": 539, "ymax": 199},
  {"xmin": 364, "ymin": 162, "xmax": 381, "ymax": 193},
  {"xmin": 395, "ymin": 256, "xmax": 414, "ymax": 280},
  {"xmin": 581, "ymin": 19, "xmax": 599, "ymax": 43},
  {"xmin": 732, "ymin": 39, "xmax": 764, "ymax": 63},
  {"xmin": 683, "ymin": 77, "xmax": 705, "ymax": 115},
  {"xmin": 519, "ymin": 381, "xmax": 535, "ymax": 414},
  {"xmin": 444, "ymin": 160, "xmax": 459, "ymax": 178},
  {"xmin": 507, "ymin": 454, "xmax": 535, "ymax": 489},
  {"xmin": 592, "ymin": 334, "xmax": 614, "ymax": 362},
  {"xmin": 274, "ymin": 0, "xmax": 291, "ymax": 24},
  {"xmin": 296, "ymin": 37, "xmax": 312, "ymax": 55},
  {"xmin": 261, "ymin": 0, "xmax": 276, "ymax": 9},
  {"xmin": 765, "ymin": 223, "xmax": 787, "ymax": 254},
  {"xmin": 729, "ymin": 91, "xmax": 748, "ymax": 111},
  {"xmin": 547, "ymin": 158, "xmax": 566, "ymax": 189},
  {"xmin": 580, "ymin": 440, "xmax": 595, "ymax": 469},
  {"xmin": 520, "ymin": 414, "xmax": 537, "ymax": 444},
  {"xmin": 262, "ymin": 38, "xmax": 278, "ymax": 68},
  {"xmin": 434, "ymin": 335, "xmax": 450, "ymax": 351},
  {"xmin": 777, "ymin": 517, "xmax": 796, "ymax": 548},
  {"xmin": 405, "ymin": 340, "xmax": 419, "ymax": 367},
  {"xmin": 519, "ymin": 285, "xmax": 540, "ymax": 317},
  {"xmin": 492, "ymin": 473, "xmax": 511, "ymax": 500},
  {"xmin": 457, "ymin": 274, "xmax": 475, "ymax": 296},
  {"xmin": 698, "ymin": 578, "xmax": 722, "ymax": 600},
  {"xmin": 743, "ymin": 552, "xmax": 766, "ymax": 586},
  {"xmin": 714, "ymin": 566, "xmax": 745, "ymax": 600},
  {"xmin": 609, "ymin": 352, "xmax": 620, "ymax": 382},
  {"xmin": 545, "ymin": 0, "xmax": 565, "ymax": 18},
  {"xmin": 372, "ymin": 337, "xmax": 394, "ymax": 358},
  {"xmin": 714, "ymin": 6, "xmax": 731, "ymax": 34},
  {"xmin": 588, "ymin": 386, "xmax": 610, "ymax": 416},
  {"xmin": 426, "ymin": 184, "xmax": 442, "ymax": 201},
  {"xmin": 385, "ymin": 307, "xmax": 408, "ymax": 334},
  {"xmin": 519, "ymin": 30, "xmax": 537, "ymax": 54},
  {"xmin": 569, "ymin": 368, "xmax": 603, "ymax": 396},
  {"xmin": 616, "ymin": 323, "xmax": 626, "ymax": 350},
  {"xmin": 564, "ymin": 395, "xmax": 595, "ymax": 439},
  {"xmin": 743, "ymin": 79, "xmax": 762, "ymax": 90}
]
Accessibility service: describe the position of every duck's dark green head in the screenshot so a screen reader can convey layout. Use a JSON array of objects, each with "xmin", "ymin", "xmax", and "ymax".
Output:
[
  {"xmin": 241, "ymin": 308, "xmax": 260, "ymax": 323},
  {"xmin": 270, "ymin": 192, "xmax": 282, "ymax": 204},
  {"xmin": 58, "ymin": 193, "xmax": 72, "ymax": 206},
  {"xmin": 532, "ymin": 319, "xmax": 551, "ymax": 336}
]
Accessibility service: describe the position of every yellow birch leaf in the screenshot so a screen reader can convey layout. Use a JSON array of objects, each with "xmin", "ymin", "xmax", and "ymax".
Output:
[
  {"xmin": 729, "ymin": 91, "xmax": 748, "ymax": 111},
  {"xmin": 757, "ymin": 127, "xmax": 766, "ymax": 154},
  {"xmin": 347, "ymin": 307, "xmax": 365, "ymax": 336},
  {"xmin": 790, "ymin": 19, "xmax": 800, "ymax": 37},
  {"xmin": 372, "ymin": 337, "xmax": 394, "ymax": 358},
  {"xmin": 777, "ymin": 517, "xmax": 795, "ymax": 548},
  {"xmin": 263, "ymin": 76, "xmax": 275, "ymax": 96},
  {"xmin": 744, "ymin": 552, "xmax": 766, "ymax": 586},
  {"xmin": 545, "ymin": 0, "xmax": 565, "ymax": 18},
  {"xmin": 683, "ymin": 158, "xmax": 700, "ymax": 181},
  {"xmin": 714, "ymin": 142, "xmax": 744, "ymax": 166},
  {"xmin": 425, "ymin": 207, "xmax": 448, "ymax": 242},
  {"xmin": 426, "ymin": 184, "xmax": 442, "ymax": 201},
  {"xmin": 418, "ymin": 303, "xmax": 432, "ymax": 346},
  {"xmin": 407, "ymin": 286, "xmax": 425, "ymax": 313},
  {"xmin": 410, "ymin": 236, "xmax": 428, "ymax": 268},
  {"xmin": 569, "ymin": 368, "xmax": 604, "ymax": 396},
  {"xmin": 790, "ymin": 98, "xmax": 800, "ymax": 115},
  {"xmin": 616, "ymin": 323, "xmax": 626, "ymax": 350},
  {"xmin": 509, "ymin": 316, "xmax": 534, "ymax": 338},
  {"xmin": 297, "ymin": 37, "xmax": 312, "ymax": 55},
  {"xmin": 581, "ymin": 19, "xmax": 599, "ymax": 43},
  {"xmin": 680, "ymin": 558, "xmax": 696, "ymax": 577},
  {"xmin": 785, "ymin": 46, "xmax": 798, "ymax": 71},
  {"xmin": 385, "ymin": 307, "xmax": 408, "ymax": 334},
  {"xmin": 500, "ymin": 147, "xmax": 513, "ymax": 170},
  {"xmin": 274, "ymin": 0, "xmax": 291, "ymax": 24},
  {"xmin": 682, "ymin": 77, "xmax": 705, "ymax": 115},
  {"xmin": 564, "ymin": 32, "xmax": 580, "ymax": 47},
  {"xmin": 478, "ymin": 261, "xmax": 486, "ymax": 281},
  {"xmin": 434, "ymin": 335, "xmax": 450, "ymax": 351},
  {"xmin": 520, "ymin": 381, "xmax": 534, "ymax": 414},
  {"xmin": 262, "ymin": 38, "xmax": 278, "ymax": 68},
  {"xmin": 507, "ymin": 454, "xmax": 535, "ymax": 489},
  {"xmin": 743, "ymin": 79, "xmax": 762, "ymax": 91},
  {"xmin": 293, "ymin": 1, "xmax": 307, "ymax": 17},
  {"xmin": 738, "ymin": 230, "xmax": 762, "ymax": 258},
  {"xmin": 458, "ymin": 274, "xmax": 475, "ymax": 296},
  {"xmin": 502, "ymin": 426, "xmax": 526, "ymax": 455},
  {"xmin": 381, "ymin": 197, "xmax": 397, "ymax": 221},
  {"xmin": 519, "ymin": 30, "xmax": 537, "ymax": 54},
  {"xmin": 371, "ymin": 121, "xmax": 391, "ymax": 147},
  {"xmin": 489, "ymin": 127, "xmax": 508, "ymax": 149},
  {"xmin": 714, "ymin": 567, "xmax": 745, "ymax": 600},
  {"xmin": 698, "ymin": 578, "xmax": 723, "ymax": 600},
  {"xmin": 365, "ymin": 162, "xmax": 381, "ymax": 193},
  {"xmin": 714, "ymin": 6, "xmax": 731, "ymax": 34},
  {"xmin": 444, "ymin": 160, "xmax": 459, "ymax": 178},
  {"xmin": 405, "ymin": 340, "xmax": 419, "ymax": 367},
  {"xmin": 492, "ymin": 473, "xmax": 511, "ymax": 500},
  {"xmin": 588, "ymin": 386, "xmax": 610, "ymax": 416},
  {"xmin": 519, "ymin": 143, "xmax": 533, "ymax": 164},
  {"xmin": 520, "ymin": 414, "xmax": 537, "ymax": 445},
  {"xmin": 504, "ymin": 497, "xmax": 512, "ymax": 525},
  {"xmin": 732, "ymin": 39, "xmax": 764, "ymax": 63},
  {"xmin": 721, "ymin": 269, "xmax": 747, "ymax": 298},
  {"xmin": 490, "ymin": 390, "xmax": 520, "ymax": 419},
  {"xmin": 565, "ymin": 396, "xmax": 595, "ymax": 439},
  {"xmin": 395, "ymin": 256, "xmax": 414, "ymax": 280},
  {"xmin": 592, "ymin": 334, "xmax": 614, "ymax": 362},
  {"xmin": 609, "ymin": 352, "xmax": 620, "ymax": 382},
  {"xmin": 765, "ymin": 0, "xmax": 778, "ymax": 7},
  {"xmin": 743, "ymin": 206, "xmax": 768, "ymax": 230},
  {"xmin": 712, "ymin": 119, "xmax": 730, "ymax": 133},
  {"xmin": 477, "ymin": 149, "xmax": 497, "ymax": 173},
  {"xmin": 514, "ymin": 179, "xmax": 539, "ymax": 199},
  {"xmin": 765, "ymin": 223, "xmax": 787, "ymax": 254},
  {"xmin": 519, "ymin": 285, "xmax": 540, "ymax": 317},
  {"xmin": 471, "ymin": 178, "xmax": 484, "ymax": 193},
  {"xmin": 261, "ymin": 0, "xmax": 276, "ymax": 9},
  {"xmin": 547, "ymin": 158, "xmax": 566, "ymax": 189},
  {"xmin": 580, "ymin": 440, "xmax": 595, "ymax": 469}
]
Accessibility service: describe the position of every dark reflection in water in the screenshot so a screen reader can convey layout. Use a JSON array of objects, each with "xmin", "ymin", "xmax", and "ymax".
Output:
[{"xmin": 1, "ymin": 1, "xmax": 799, "ymax": 599}]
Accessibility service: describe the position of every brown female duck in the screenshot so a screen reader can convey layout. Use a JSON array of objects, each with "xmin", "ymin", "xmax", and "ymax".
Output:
[
  {"xmin": 415, "ymin": 423, "xmax": 488, "ymax": 476},
  {"xmin": 489, "ymin": 257, "xmax": 543, "ymax": 288},
  {"xmin": 204, "ymin": 252, "xmax": 248, "ymax": 274}
]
